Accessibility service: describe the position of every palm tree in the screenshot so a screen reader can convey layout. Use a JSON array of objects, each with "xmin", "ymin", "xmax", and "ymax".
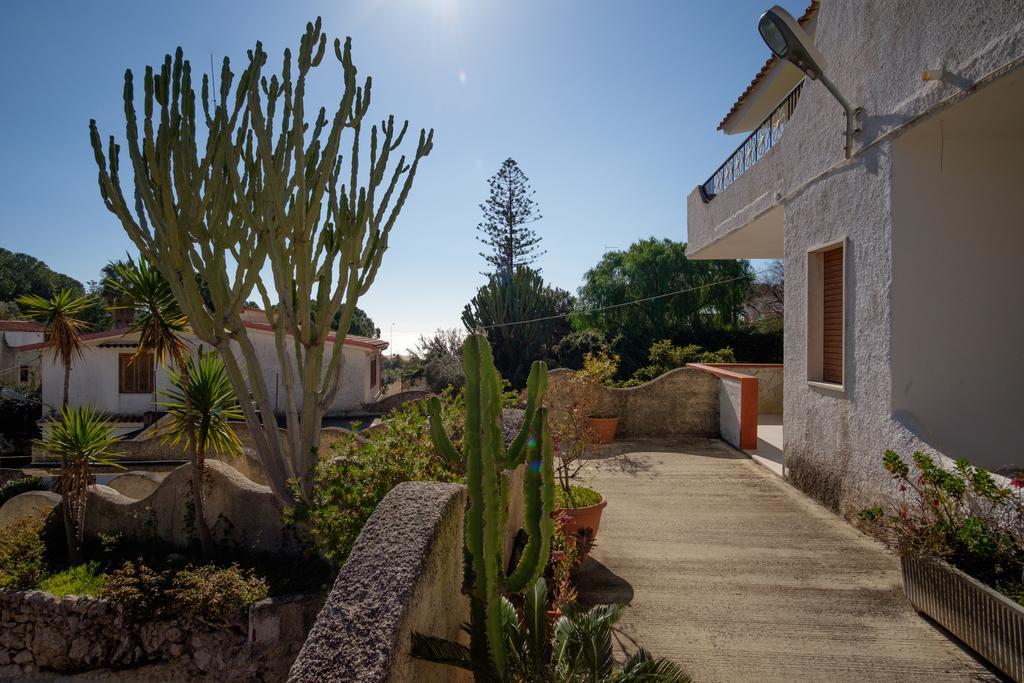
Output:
[
  {"xmin": 104, "ymin": 257, "xmax": 190, "ymax": 368},
  {"xmin": 159, "ymin": 349, "xmax": 242, "ymax": 556},
  {"xmin": 37, "ymin": 406, "xmax": 121, "ymax": 564},
  {"xmin": 17, "ymin": 289, "xmax": 93, "ymax": 407},
  {"xmin": 413, "ymin": 578, "xmax": 691, "ymax": 682}
]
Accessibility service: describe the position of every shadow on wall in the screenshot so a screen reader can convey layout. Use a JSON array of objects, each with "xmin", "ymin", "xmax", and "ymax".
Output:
[{"xmin": 0, "ymin": 460, "xmax": 300, "ymax": 556}]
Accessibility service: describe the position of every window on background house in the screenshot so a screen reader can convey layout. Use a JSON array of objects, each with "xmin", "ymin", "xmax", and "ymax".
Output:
[
  {"xmin": 119, "ymin": 353, "xmax": 154, "ymax": 394},
  {"xmin": 369, "ymin": 354, "xmax": 378, "ymax": 388},
  {"xmin": 807, "ymin": 239, "xmax": 845, "ymax": 388},
  {"xmin": 19, "ymin": 366, "xmax": 31, "ymax": 383}
]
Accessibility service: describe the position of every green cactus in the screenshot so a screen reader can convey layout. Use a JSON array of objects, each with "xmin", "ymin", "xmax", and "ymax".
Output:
[{"xmin": 424, "ymin": 333, "xmax": 554, "ymax": 681}]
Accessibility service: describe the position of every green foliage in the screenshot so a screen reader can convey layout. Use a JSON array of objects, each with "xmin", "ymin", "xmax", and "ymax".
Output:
[
  {"xmin": 413, "ymin": 578, "xmax": 691, "ymax": 682},
  {"xmin": 0, "ymin": 476, "xmax": 46, "ymax": 506},
  {"xmin": 476, "ymin": 158, "xmax": 545, "ymax": 276},
  {"xmin": 550, "ymin": 330, "xmax": 616, "ymax": 370},
  {"xmin": 17, "ymin": 289, "xmax": 94, "ymax": 371},
  {"xmin": 579, "ymin": 352, "xmax": 619, "ymax": 387},
  {"xmin": 294, "ymin": 392, "xmax": 464, "ymax": 566},
  {"xmin": 861, "ymin": 451, "xmax": 1024, "ymax": 604},
  {"xmin": 411, "ymin": 328, "xmax": 467, "ymax": 392},
  {"xmin": 575, "ymin": 238, "xmax": 755, "ymax": 375},
  {"xmin": 0, "ymin": 386, "xmax": 42, "ymax": 458},
  {"xmin": 629, "ymin": 340, "xmax": 736, "ymax": 383},
  {"xmin": 0, "ymin": 247, "xmax": 83, "ymax": 301},
  {"xmin": 462, "ymin": 267, "xmax": 574, "ymax": 388},
  {"xmin": 171, "ymin": 564, "xmax": 269, "ymax": 625},
  {"xmin": 37, "ymin": 562, "xmax": 106, "ymax": 597},
  {"xmin": 0, "ymin": 514, "xmax": 48, "ymax": 590},
  {"xmin": 424, "ymin": 334, "xmax": 555, "ymax": 680},
  {"xmin": 103, "ymin": 256, "xmax": 190, "ymax": 366},
  {"xmin": 554, "ymin": 485, "xmax": 602, "ymax": 510},
  {"xmin": 159, "ymin": 350, "xmax": 243, "ymax": 457},
  {"xmin": 101, "ymin": 560, "xmax": 267, "ymax": 624}
]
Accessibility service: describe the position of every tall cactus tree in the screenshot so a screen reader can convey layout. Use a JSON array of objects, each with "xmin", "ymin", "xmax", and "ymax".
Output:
[
  {"xmin": 89, "ymin": 18, "xmax": 433, "ymax": 504},
  {"xmin": 418, "ymin": 333, "xmax": 555, "ymax": 681}
]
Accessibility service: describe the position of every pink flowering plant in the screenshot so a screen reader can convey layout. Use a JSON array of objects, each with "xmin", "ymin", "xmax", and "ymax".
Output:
[{"xmin": 860, "ymin": 450, "xmax": 1024, "ymax": 604}]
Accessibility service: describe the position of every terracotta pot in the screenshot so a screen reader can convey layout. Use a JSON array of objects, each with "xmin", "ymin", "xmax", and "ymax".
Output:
[
  {"xmin": 587, "ymin": 416, "xmax": 618, "ymax": 444},
  {"xmin": 556, "ymin": 496, "xmax": 608, "ymax": 544}
]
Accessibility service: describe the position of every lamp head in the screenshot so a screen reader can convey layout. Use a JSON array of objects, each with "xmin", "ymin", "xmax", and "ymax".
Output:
[{"xmin": 758, "ymin": 5, "xmax": 828, "ymax": 80}]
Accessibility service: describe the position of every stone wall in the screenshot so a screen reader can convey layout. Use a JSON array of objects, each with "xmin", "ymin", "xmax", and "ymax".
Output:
[
  {"xmin": 547, "ymin": 367, "xmax": 719, "ymax": 439},
  {"xmin": 289, "ymin": 482, "xmax": 470, "ymax": 682},
  {"xmin": 0, "ymin": 588, "xmax": 321, "ymax": 680}
]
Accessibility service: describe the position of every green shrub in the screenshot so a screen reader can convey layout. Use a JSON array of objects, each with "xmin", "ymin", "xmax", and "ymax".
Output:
[
  {"xmin": 0, "ymin": 476, "xmax": 47, "ymax": 506},
  {"xmin": 628, "ymin": 340, "xmax": 736, "ymax": 384},
  {"xmin": 554, "ymin": 485, "xmax": 602, "ymax": 510},
  {"xmin": 172, "ymin": 564, "xmax": 268, "ymax": 625},
  {"xmin": 292, "ymin": 391, "xmax": 463, "ymax": 565},
  {"xmin": 100, "ymin": 559, "xmax": 171, "ymax": 620},
  {"xmin": 0, "ymin": 514, "xmax": 47, "ymax": 590},
  {"xmin": 37, "ymin": 562, "xmax": 106, "ymax": 597},
  {"xmin": 860, "ymin": 451, "xmax": 1024, "ymax": 605},
  {"xmin": 101, "ymin": 560, "xmax": 268, "ymax": 624}
]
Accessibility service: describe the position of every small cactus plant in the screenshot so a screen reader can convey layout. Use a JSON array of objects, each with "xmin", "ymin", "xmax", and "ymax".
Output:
[{"xmin": 421, "ymin": 333, "xmax": 555, "ymax": 681}]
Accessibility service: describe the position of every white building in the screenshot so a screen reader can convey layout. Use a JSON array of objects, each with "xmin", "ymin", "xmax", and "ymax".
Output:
[
  {"xmin": 0, "ymin": 321, "xmax": 44, "ymax": 386},
  {"xmin": 685, "ymin": 1, "xmax": 1024, "ymax": 515},
  {"xmin": 15, "ymin": 309, "xmax": 387, "ymax": 435}
]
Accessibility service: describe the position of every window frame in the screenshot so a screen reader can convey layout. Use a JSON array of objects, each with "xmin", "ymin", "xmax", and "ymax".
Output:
[
  {"xmin": 118, "ymin": 352, "xmax": 155, "ymax": 394},
  {"xmin": 806, "ymin": 237, "xmax": 847, "ymax": 393}
]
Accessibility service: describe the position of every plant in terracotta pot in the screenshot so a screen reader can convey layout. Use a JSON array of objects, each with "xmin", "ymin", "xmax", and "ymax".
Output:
[
  {"xmin": 578, "ymin": 351, "xmax": 620, "ymax": 444},
  {"xmin": 548, "ymin": 374, "xmax": 606, "ymax": 554}
]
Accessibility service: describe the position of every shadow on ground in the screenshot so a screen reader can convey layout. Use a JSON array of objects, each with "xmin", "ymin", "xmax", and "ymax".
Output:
[{"xmin": 574, "ymin": 557, "xmax": 634, "ymax": 607}]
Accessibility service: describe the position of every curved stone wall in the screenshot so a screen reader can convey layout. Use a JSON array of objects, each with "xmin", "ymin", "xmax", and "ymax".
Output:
[
  {"xmin": 0, "ymin": 491, "xmax": 60, "ymax": 529},
  {"xmin": 105, "ymin": 471, "xmax": 163, "ymax": 499},
  {"xmin": 547, "ymin": 367, "xmax": 719, "ymax": 438}
]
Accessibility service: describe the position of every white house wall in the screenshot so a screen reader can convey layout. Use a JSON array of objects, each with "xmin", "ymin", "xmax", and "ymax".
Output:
[{"xmin": 688, "ymin": 1, "xmax": 1024, "ymax": 515}]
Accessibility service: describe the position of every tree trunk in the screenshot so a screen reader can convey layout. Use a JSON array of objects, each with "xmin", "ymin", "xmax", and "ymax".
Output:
[
  {"xmin": 191, "ymin": 442, "xmax": 214, "ymax": 558},
  {"xmin": 61, "ymin": 491, "xmax": 82, "ymax": 565},
  {"xmin": 62, "ymin": 362, "xmax": 70, "ymax": 408}
]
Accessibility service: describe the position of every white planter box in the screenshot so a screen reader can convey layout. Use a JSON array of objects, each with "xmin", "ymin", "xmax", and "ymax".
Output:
[{"xmin": 901, "ymin": 554, "xmax": 1023, "ymax": 682}]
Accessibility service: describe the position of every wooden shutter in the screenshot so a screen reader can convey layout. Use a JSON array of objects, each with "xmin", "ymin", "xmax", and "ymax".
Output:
[
  {"xmin": 370, "ymin": 354, "xmax": 377, "ymax": 387},
  {"xmin": 822, "ymin": 247, "xmax": 844, "ymax": 384},
  {"xmin": 119, "ymin": 353, "xmax": 155, "ymax": 393}
]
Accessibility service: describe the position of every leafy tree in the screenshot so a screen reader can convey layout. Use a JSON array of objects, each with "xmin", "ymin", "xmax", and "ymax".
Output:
[
  {"xmin": 411, "ymin": 328, "xmax": 466, "ymax": 392},
  {"xmin": 104, "ymin": 257, "xmax": 190, "ymax": 368},
  {"xmin": 744, "ymin": 259, "xmax": 784, "ymax": 332},
  {"xmin": 330, "ymin": 305, "xmax": 379, "ymax": 338},
  {"xmin": 90, "ymin": 19, "xmax": 432, "ymax": 505},
  {"xmin": 550, "ymin": 329, "xmax": 616, "ymax": 370},
  {"xmin": 17, "ymin": 289, "xmax": 93, "ymax": 407},
  {"xmin": 476, "ymin": 158, "xmax": 545, "ymax": 275},
  {"xmin": 0, "ymin": 248, "xmax": 82, "ymax": 301},
  {"xmin": 37, "ymin": 406, "xmax": 120, "ymax": 563},
  {"xmin": 0, "ymin": 301, "xmax": 20, "ymax": 319},
  {"xmin": 462, "ymin": 268, "xmax": 570, "ymax": 388},
  {"xmin": 575, "ymin": 238, "xmax": 753, "ymax": 375},
  {"xmin": 160, "ymin": 350, "xmax": 242, "ymax": 557}
]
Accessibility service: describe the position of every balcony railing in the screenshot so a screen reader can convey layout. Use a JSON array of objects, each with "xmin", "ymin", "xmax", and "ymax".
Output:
[{"xmin": 699, "ymin": 81, "xmax": 803, "ymax": 203}]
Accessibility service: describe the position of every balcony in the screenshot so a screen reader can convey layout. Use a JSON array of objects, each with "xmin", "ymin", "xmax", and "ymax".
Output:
[{"xmin": 699, "ymin": 82, "xmax": 803, "ymax": 203}]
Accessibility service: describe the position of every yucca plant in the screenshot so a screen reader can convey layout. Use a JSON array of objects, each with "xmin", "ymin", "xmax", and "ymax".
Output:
[
  {"xmin": 413, "ymin": 577, "xmax": 690, "ymax": 682},
  {"xmin": 17, "ymin": 289, "xmax": 93, "ymax": 407},
  {"xmin": 159, "ymin": 349, "xmax": 242, "ymax": 556},
  {"xmin": 104, "ymin": 256, "xmax": 190, "ymax": 368},
  {"xmin": 37, "ymin": 406, "xmax": 121, "ymax": 563}
]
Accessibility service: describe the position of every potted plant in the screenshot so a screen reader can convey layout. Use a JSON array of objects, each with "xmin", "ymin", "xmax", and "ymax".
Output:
[
  {"xmin": 578, "ymin": 351, "xmax": 620, "ymax": 444},
  {"xmin": 548, "ymin": 372, "xmax": 606, "ymax": 553},
  {"xmin": 860, "ymin": 450, "xmax": 1024, "ymax": 681}
]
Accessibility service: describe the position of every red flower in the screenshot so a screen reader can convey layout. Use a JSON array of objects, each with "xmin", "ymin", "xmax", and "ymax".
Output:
[{"xmin": 1011, "ymin": 477, "xmax": 1024, "ymax": 490}]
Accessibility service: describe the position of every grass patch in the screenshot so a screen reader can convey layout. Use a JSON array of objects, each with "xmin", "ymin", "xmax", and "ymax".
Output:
[
  {"xmin": 37, "ymin": 562, "xmax": 107, "ymax": 597},
  {"xmin": 555, "ymin": 485, "xmax": 602, "ymax": 510}
]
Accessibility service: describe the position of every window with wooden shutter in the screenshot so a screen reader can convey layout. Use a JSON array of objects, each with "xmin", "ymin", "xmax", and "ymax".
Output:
[
  {"xmin": 821, "ymin": 247, "xmax": 844, "ymax": 384},
  {"xmin": 370, "ymin": 354, "xmax": 377, "ymax": 388},
  {"xmin": 119, "ymin": 353, "xmax": 154, "ymax": 394}
]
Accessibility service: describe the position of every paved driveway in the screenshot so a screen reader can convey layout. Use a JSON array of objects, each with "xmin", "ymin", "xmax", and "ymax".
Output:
[{"xmin": 573, "ymin": 438, "xmax": 999, "ymax": 682}]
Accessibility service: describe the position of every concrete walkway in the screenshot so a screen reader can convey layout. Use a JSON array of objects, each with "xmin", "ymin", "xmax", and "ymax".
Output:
[{"xmin": 574, "ymin": 438, "xmax": 999, "ymax": 682}]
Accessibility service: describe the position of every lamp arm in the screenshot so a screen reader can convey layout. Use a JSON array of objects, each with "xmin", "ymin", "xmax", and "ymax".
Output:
[{"xmin": 817, "ymin": 72, "xmax": 858, "ymax": 158}]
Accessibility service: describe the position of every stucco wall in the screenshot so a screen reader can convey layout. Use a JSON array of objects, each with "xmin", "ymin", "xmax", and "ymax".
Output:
[
  {"xmin": 891, "ymin": 122, "xmax": 1024, "ymax": 474},
  {"xmin": 718, "ymin": 378, "xmax": 742, "ymax": 449},
  {"xmin": 547, "ymin": 367, "xmax": 719, "ymax": 438},
  {"xmin": 289, "ymin": 482, "xmax": 470, "ymax": 683},
  {"xmin": 689, "ymin": 1, "xmax": 1024, "ymax": 516}
]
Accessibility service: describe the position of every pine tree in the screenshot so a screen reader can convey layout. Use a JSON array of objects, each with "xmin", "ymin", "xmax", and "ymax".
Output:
[{"xmin": 476, "ymin": 158, "xmax": 545, "ymax": 275}]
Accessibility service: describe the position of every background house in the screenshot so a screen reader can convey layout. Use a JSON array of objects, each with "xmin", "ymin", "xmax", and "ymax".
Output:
[
  {"xmin": 15, "ymin": 308, "xmax": 387, "ymax": 437},
  {"xmin": 685, "ymin": 0, "xmax": 1024, "ymax": 514},
  {"xmin": 0, "ymin": 320, "xmax": 44, "ymax": 386}
]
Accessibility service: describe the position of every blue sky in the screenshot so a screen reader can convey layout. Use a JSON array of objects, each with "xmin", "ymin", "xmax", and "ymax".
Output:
[{"xmin": 0, "ymin": 0, "xmax": 801, "ymax": 352}]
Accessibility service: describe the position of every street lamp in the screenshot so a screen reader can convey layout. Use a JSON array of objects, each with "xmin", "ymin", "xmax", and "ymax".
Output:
[{"xmin": 758, "ymin": 5, "xmax": 860, "ymax": 158}]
